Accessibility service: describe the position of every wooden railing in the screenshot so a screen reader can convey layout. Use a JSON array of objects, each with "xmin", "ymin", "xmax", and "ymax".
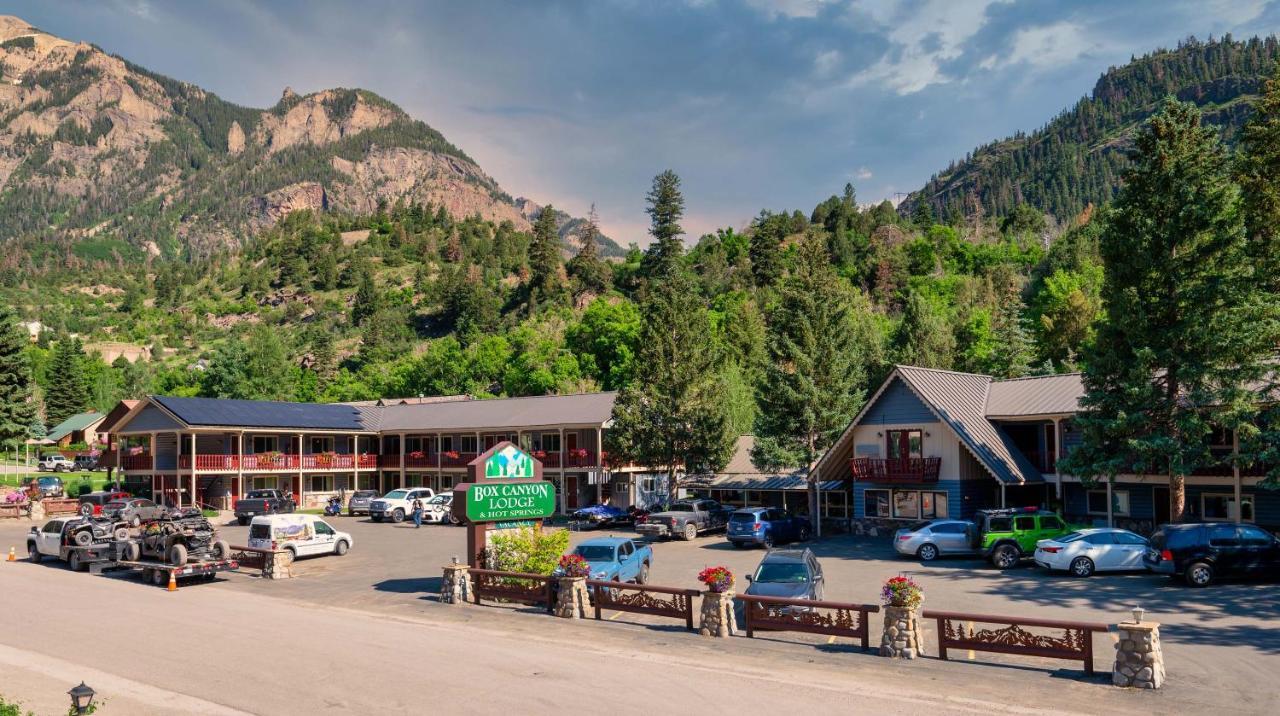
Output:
[
  {"xmin": 42, "ymin": 498, "xmax": 82, "ymax": 516},
  {"xmin": 120, "ymin": 454, "xmax": 153, "ymax": 471},
  {"xmin": 470, "ymin": 569, "xmax": 554, "ymax": 610},
  {"xmin": 439, "ymin": 452, "xmax": 477, "ymax": 468},
  {"xmin": 587, "ymin": 581, "xmax": 700, "ymax": 630},
  {"xmin": 175, "ymin": 454, "xmax": 380, "ymax": 471},
  {"xmin": 240, "ymin": 454, "xmax": 299, "ymax": 471},
  {"xmin": 849, "ymin": 457, "xmax": 941, "ymax": 483},
  {"xmin": 922, "ymin": 610, "xmax": 1110, "ymax": 675},
  {"xmin": 738, "ymin": 595, "xmax": 880, "ymax": 649}
]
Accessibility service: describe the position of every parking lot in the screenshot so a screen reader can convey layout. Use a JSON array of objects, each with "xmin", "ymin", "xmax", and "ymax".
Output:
[{"xmin": 2, "ymin": 513, "xmax": 1276, "ymax": 711}]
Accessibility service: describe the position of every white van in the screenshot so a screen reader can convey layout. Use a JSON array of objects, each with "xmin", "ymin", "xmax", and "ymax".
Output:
[{"xmin": 247, "ymin": 514, "xmax": 352, "ymax": 558}]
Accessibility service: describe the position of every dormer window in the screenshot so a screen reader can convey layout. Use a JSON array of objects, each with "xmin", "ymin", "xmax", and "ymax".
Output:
[{"xmin": 886, "ymin": 429, "xmax": 923, "ymax": 460}]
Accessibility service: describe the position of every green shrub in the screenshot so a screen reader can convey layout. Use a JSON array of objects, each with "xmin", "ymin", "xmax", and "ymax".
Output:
[
  {"xmin": 487, "ymin": 525, "xmax": 569, "ymax": 575},
  {"xmin": 0, "ymin": 694, "xmax": 34, "ymax": 716},
  {"xmin": 73, "ymin": 480, "xmax": 93, "ymax": 497}
]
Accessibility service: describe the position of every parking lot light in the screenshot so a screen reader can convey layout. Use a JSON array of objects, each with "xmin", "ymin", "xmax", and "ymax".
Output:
[
  {"xmin": 1132, "ymin": 606, "xmax": 1145, "ymax": 623},
  {"xmin": 68, "ymin": 681, "xmax": 95, "ymax": 714}
]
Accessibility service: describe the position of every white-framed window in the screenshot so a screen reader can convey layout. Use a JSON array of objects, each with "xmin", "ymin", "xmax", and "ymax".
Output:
[
  {"xmin": 822, "ymin": 489, "xmax": 848, "ymax": 518},
  {"xmin": 459, "ymin": 435, "xmax": 478, "ymax": 453},
  {"xmin": 356, "ymin": 474, "xmax": 377, "ymax": 490},
  {"xmin": 309, "ymin": 436, "xmax": 335, "ymax": 454},
  {"xmin": 405, "ymin": 474, "xmax": 424, "ymax": 487},
  {"xmin": 1087, "ymin": 489, "xmax": 1130, "ymax": 516},
  {"xmin": 308, "ymin": 475, "xmax": 333, "ymax": 492},
  {"xmin": 922, "ymin": 491, "xmax": 949, "ymax": 519},
  {"xmin": 864, "ymin": 489, "xmax": 890, "ymax": 518},
  {"xmin": 893, "ymin": 490, "xmax": 920, "ymax": 519},
  {"xmin": 251, "ymin": 436, "xmax": 278, "ymax": 453},
  {"xmin": 439, "ymin": 436, "xmax": 454, "ymax": 452},
  {"xmin": 1202, "ymin": 493, "xmax": 1254, "ymax": 522},
  {"xmin": 251, "ymin": 476, "xmax": 276, "ymax": 490},
  {"xmin": 538, "ymin": 433, "xmax": 562, "ymax": 453}
]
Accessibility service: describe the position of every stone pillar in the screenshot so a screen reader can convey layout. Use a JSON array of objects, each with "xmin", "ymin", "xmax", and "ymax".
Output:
[
  {"xmin": 262, "ymin": 549, "xmax": 294, "ymax": 580},
  {"xmin": 29, "ymin": 500, "xmax": 45, "ymax": 522},
  {"xmin": 554, "ymin": 576, "xmax": 591, "ymax": 618},
  {"xmin": 1113, "ymin": 618, "xmax": 1165, "ymax": 689},
  {"xmin": 699, "ymin": 591, "xmax": 737, "ymax": 637},
  {"xmin": 440, "ymin": 564, "xmax": 472, "ymax": 604},
  {"xmin": 879, "ymin": 605, "xmax": 923, "ymax": 659}
]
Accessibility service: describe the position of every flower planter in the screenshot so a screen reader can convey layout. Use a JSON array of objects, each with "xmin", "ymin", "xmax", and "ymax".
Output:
[
  {"xmin": 699, "ymin": 590, "xmax": 737, "ymax": 637},
  {"xmin": 879, "ymin": 605, "xmax": 923, "ymax": 658},
  {"xmin": 554, "ymin": 576, "xmax": 591, "ymax": 619}
]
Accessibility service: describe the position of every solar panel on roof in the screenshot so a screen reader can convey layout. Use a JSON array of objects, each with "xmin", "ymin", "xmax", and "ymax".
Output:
[{"xmin": 153, "ymin": 396, "xmax": 371, "ymax": 431}]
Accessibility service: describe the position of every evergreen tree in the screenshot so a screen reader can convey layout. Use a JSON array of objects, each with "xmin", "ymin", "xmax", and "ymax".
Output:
[
  {"xmin": 607, "ymin": 273, "xmax": 734, "ymax": 504},
  {"xmin": 45, "ymin": 337, "xmax": 89, "ymax": 426},
  {"xmin": 1236, "ymin": 64, "xmax": 1280, "ymax": 291},
  {"xmin": 1060, "ymin": 99, "xmax": 1280, "ymax": 521},
  {"xmin": 895, "ymin": 292, "xmax": 955, "ymax": 369},
  {"xmin": 639, "ymin": 170, "xmax": 686, "ymax": 282},
  {"xmin": 528, "ymin": 204, "xmax": 564, "ymax": 305},
  {"xmin": 567, "ymin": 204, "xmax": 611, "ymax": 302},
  {"xmin": 752, "ymin": 234, "xmax": 867, "ymax": 525},
  {"xmin": 748, "ymin": 210, "xmax": 785, "ymax": 288},
  {"xmin": 351, "ymin": 268, "xmax": 379, "ymax": 327},
  {"xmin": 988, "ymin": 284, "xmax": 1036, "ymax": 378},
  {"xmin": 0, "ymin": 305, "xmax": 35, "ymax": 447}
]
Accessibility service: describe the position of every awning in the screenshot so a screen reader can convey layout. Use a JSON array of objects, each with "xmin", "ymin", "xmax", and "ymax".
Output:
[{"xmin": 707, "ymin": 475, "xmax": 844, "ymax": 492}]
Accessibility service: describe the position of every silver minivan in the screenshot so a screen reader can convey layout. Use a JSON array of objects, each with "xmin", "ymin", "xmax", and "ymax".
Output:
[{"xmin": 893, "ymin": 519, "xmax": 977, "ymax": 561}]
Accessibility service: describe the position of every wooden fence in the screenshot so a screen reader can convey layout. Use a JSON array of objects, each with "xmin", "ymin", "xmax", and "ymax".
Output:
[
  {"xmin": 738, "ymin": 594, "xmax": 881, "ymax": 649},
  {"xmin": 922, "ymin": 610, "xmax": 1110, "ymax": 675},
  {"xmin": 470, "ymin": 569, "xmax": 555, "ymax": 610},
  {"xmin": 587, "ymin": 581, "xmax": 700, "ymax": 630}
]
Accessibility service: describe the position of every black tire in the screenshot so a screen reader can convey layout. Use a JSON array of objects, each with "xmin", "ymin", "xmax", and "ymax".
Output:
[
  {"xmin": 449, "ymin": 513, "xmax": 461, "ymax": 526},
  {"xmin": 1185, "ymin": 560, "xmax": 1214, "ymax": 587},
  {"xmin": 335, "ymin": 540, "xmax": 349, "ymax": 556},
  {"xmin": 68, "ymin": 551, "xmax": 83, "ymax": 572},
  {"xmin": 799, "ymin": 525, "xmax": 812, "ymax": 542},
  {"xmin": 991, "ymin": 544, "xmax": 1020, "ymax": 569},
  {"xmin": 78, "ymin": 503, "xmax": 92, "ymax": 517},
  {"xmin": 167, "ymin": 543, "xmax": 188, "ymax": 566},
  {"xmin": 150, "ymin": 568, "xmax": 166, "ymax": 587},
  {"xmin": 210, "ymin": 540, "xmax": 230, "ymax": 560},
  {"xmin": 236, "ymin": 516, "xmax": 248, "ymax": 526},
  {"xmin": 682, "ymin": 522, "xmax": 697, "ymax": 541},
  {"xmin": 392, "ymin": 508, "xmax": 405, "ymax": 523},
  {"xmin": 371, "ymin": 515, "xmax": 384, "ymax": 523},
  {"xmin": 73, "ymin": 530, "xmax": 93, "ymax": 547},
  {"xmin": 917, "ymin": 543, "xmax": 940, "ymax": 562},
  {"xmin": 637, "ymin": 562, "xmax": 649, "ymax": 584},
  {"xmin": 124, "ymin": 541, "xmax": 141, "ymax": 561},
  {"xmin": 27, "ymin": 542, "xmax": 40, "ymax": 563},
  {"xmin": 1069, "ymin": 556, "xmax": 1095, "ymax": 578},
  {"xmin": 762, "ymin": 533, "xmax": 775, "ymax": 549}
]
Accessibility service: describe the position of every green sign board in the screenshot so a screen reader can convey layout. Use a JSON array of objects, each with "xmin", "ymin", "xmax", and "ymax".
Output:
[
  {"xmin": 484, "ymin": 444, "xmax": 536, "ymax": 479},
  {"xmin": 465, "ymin": 481, "xmax": 556, "ymax": 522}
]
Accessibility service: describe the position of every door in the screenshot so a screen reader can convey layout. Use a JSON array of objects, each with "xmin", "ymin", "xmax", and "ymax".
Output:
[
  {"xmin": 1237, "ymin": 525, "xmax": 1274, "ymax": 574},
  {"xmin": 565, "ymin": 475, "xmax": 579, "ymax": 510},
  {"xmin": 933, "ymin": 522, "xmax": 969, "ymax": 553},
  {"xmin": 1111, "ymin": 531, "xmax": 1148, "ymax": 569},
  {"xmin": 311, "ymin": 520, "xmax": 337, "ymax": 556},
  {"xmin": 1084, "ymin": 532, "xmax": 1124, "ymax": 570},
  {"xmin": 40, "ymin": 521, "xmax": 63, "ymax": 555},
  {"xmin": 617, "ymin": 540, "xmax": 637, "ymax": 581},
  {"xmin": 1207, "ymin": 524, "xmax": 1243, "ymax": 575},
  {"xmin": 1153, "ymin": 487, "xmax": 1171, "ymax": 526}
]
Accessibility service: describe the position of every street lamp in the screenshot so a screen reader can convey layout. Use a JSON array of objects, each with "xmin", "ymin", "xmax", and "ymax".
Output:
[{"xmin": 67, "ymin": 682, "xmax": 95, "ymax": 714}]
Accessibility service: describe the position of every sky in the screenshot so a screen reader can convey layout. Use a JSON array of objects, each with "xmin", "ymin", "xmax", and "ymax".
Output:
[{"xmin": 11, "ymin": 0, "xmax": 1280, "ymax": 244}]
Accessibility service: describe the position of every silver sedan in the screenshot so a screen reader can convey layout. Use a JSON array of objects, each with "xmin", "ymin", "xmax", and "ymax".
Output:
[{"xmin": 893, "ymin": 519, "xmax": 977, "ymax": 561}]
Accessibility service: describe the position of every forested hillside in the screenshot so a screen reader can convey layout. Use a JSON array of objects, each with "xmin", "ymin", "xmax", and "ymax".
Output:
[{"xmin": 905, "ymin": 35, "xmax": 1280, "ymax": 222}]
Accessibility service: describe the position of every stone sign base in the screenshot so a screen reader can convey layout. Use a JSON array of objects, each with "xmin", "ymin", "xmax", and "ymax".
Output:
[
  {"xmin": 441, "ymin": 564, "xmax": 472, "ymax": 604},
  {"xmin": 880, "ymin": 605, "xmax": 923, "ymax": 658},
  {"xmin": 555, "ymin": 577, "xmax": 590, "ymax": 618},
  {"xmin": 1113, "ymin": 621, "xmax": 1165, "ymax": 689},
  {"xmin": 699, "ymin": 590, "xmax": 737, "ymax": 637},
  {"xmin": 262, "ymin": 549, "xmax": 293, "ymax": 580}
]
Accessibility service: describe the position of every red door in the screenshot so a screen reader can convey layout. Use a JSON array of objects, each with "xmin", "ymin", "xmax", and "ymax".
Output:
[{"xmin": 565, "ymin": 475, "xmax": 579, "ymax": 510}]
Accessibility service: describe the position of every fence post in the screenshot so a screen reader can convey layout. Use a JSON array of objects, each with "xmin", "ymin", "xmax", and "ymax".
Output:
[
  {"xmin": 744, "ymin": 599, "xmax": 754, "ymax": 638},
  {"xmin": 934, "ymin": 617, "xmax": 947, "ymax": 661},
  {"xmin": 593, "ymin": 584, "xmax": 602, "ymax": 621},
  {"xmin": 685, "ymin": 590, "xmax": 694, "ymax": 631}
]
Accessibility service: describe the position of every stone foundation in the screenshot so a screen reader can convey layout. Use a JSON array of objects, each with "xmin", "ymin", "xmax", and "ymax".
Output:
[
  {"xmin": 262, "ymin": 549, "xmax": 293, "ymax": 580},
  {"xmin": 699, "ymin": 590, "xmax": 737, "ymax": 637},
  {"xmin": 554, "ymin": 577, "xmax": 591, "ymax": 618},
  {"xmin": 440, "ymin": 564, "xmax": 472, "ymax": 604},
  {"xmin": 879, "ymin": 605, "xmax": 923, "ymax": 658},
  {"xmin": 1113, "ymin": 620, "xmax": 1165, "ymax": 689}
]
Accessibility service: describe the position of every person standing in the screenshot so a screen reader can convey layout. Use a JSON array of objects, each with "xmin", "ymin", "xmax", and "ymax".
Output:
[{"xmin": 412, "ymin": 496, "xmax": 424, "ymax": 528}]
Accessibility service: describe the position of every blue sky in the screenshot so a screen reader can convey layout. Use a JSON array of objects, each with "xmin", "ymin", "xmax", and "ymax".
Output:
[{"xmin": 13, "ymin": 0, "xmax": 1280, "ymax": 244}]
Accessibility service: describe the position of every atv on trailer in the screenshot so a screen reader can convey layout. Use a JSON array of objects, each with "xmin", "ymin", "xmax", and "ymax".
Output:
[{"xmin": 126, "ymin": 513, "xmax": 231, "ymax": 565}]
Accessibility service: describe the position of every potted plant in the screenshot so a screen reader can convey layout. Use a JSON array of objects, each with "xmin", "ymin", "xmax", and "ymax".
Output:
[
  {"xmin": 879, "ymin": 575, "xmax": 924, "ymax": 659},
  {"xmin": 557, "ymin": 554, "xmax": 591, "ymax": 578},
  {"xmin": 697, "ymin": 566, "xmax": 736, "ymax": 637},
  {"xmin": 698, "ymin": 566, "xmax": 734, "ymax": 593}
]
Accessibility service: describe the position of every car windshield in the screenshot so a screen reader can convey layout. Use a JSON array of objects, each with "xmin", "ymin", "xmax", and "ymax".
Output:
[
  {"xmin": 755, "ymin": 562, "xmax": 810, "ymax": 583},
  {"xmin": 385, "ymin": 490, "xmax": 409, "ymax": 499},
  {"xmin": 1057, "ymin": 532, "xmax": 1087, "ymax": 543},
  {"xmin": 667, "ymin": 502, "xmax": 695, "ymax": 512},
  {"xmin": 730, "ymin": 512, "xmax": 761, "ymax": 523},
  {"xmin": 38, "ymin": 477, "xmax": 60, "ymax": 485},
  {"xmin": 575, "ymin": 545, "xmax": 616, "ymax": 561},
  {"xmin": 246, "ymin": 491, "xmax": 274, "ymax": 498}
]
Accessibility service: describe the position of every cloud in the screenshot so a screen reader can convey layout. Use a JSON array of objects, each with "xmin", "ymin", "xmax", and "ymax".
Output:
[
  {"xmin": 986, "ymin": 21, "xmax": 1101, "ymax": 70},
  {"xmin": 855, "ymin": 167, "xmax": 873, "ymax": 180}
]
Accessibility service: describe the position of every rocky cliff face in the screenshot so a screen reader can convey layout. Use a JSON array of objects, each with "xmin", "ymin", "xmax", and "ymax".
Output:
[{"xmin": 0, "ymin": 15, "xmax": 623, "ymax": 261}]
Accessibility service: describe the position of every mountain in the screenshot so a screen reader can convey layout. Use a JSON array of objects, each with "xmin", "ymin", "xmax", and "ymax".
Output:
[
  {"xmin": 0, "ymin": 15, "xmax": 623, "ymax": 265},
  {"xmin": 904, "ymin": 35, "xmax": 1280, "ymax": 223}
]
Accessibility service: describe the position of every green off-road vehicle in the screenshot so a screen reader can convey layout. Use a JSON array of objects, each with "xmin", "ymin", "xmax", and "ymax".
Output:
[{"xmin": 975, "ymin": 508, "xmax": 1077, "ymax": 569}]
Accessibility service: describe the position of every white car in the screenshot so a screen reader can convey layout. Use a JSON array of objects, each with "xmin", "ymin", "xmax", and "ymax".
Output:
[
  {"xmin": 369, "ymin": 487, "xmax": 435, "ymax": 523},
  {"xmin": 247, "ymin": 514, "xmax": 352, "ymax": 558},
  {"xmin": 1034, "ymin": 528, "xmax": 1149, "ymax": 577},
  {"xmin": 421, "ymin": 493, "xmax": 457, "ymax": 524}
]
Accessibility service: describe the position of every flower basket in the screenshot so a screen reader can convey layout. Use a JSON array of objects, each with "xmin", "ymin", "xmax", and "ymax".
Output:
[
  {"xmin": 315, "ymin": 451, "xmax": 336, "ymax": 467},
  {"xmin": 444, "ymin": 451, "xmax": 460, "ymax": 460},
  {"xmin": 881, "ymin": 575, "xmax": 923, "ymax": 609},
  {"xmin": 698, "ymin": 566, "xmax": 734, "ymax": 593},
  {"xmin": 570, "ymin": 448, "xmax": 589, "ymax": 459},
  {"xmin": 557, "ymin": 554, "xmax": 591, "ymax": 578},
  {"xmin": 408, "ymin": 450, "xmax": 425, "ymax": 459}
]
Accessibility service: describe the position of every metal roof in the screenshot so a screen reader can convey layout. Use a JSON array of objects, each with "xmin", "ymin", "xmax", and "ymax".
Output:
[
  {"xmin": 46, "ymin": 412, "xmax": 104, "ymax": 441},
  {"xmin": 692, "ymin": 436, "xmax": 839, "ymax": 491},
  {"xmin": 985, "ymin": 373, "xmax": 1084, "ymax": 417},
  {"xmin": 374, "ymin": 392, "xmax": 617, "ymax": 432},
  {"xmin": 895, "ymin": 366, "xmax": 1044, "ymax": 485},
  {"xmin": 151, "ymin": 396, "xmax": 372, "ymax": 432}
]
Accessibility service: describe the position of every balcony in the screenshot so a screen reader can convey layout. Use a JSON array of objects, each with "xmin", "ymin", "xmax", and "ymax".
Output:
[
  {"xmin": 173, "ymin": 454, "xmax": 380, "ymax": 471},
  {"xmin": 439, "ymin": 452, "xmax": 478, "ymax": 468},
  {"xmin": 849, "ymin": 457, "xmax": 941, "ymax": 483},
  {"xmin": 120, "ymin": 454, "xmax": 153, "ymax": 471}
]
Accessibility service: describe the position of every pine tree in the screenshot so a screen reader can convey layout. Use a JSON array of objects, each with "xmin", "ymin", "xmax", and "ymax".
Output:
[
  {"xmin": 1061, "ymin": 99, "xmax": 1280, "ymax": 520},
  {"xmin": 351, "ymin": 269, "xmax": 379, "ymax": 327},
  {"xmin": 528, "ymin": 203, "xmax": 563, "ymax": 305},
  {"xmin": 752, "ymin": 233, "xmax": 867, "ymax": 526},
  {"xmin": 639, "ymin": 170, "xmax": 685, "ymax": 282},
  {"xmin": 748, "ymin": 210, "xmax": 784, "ymax": 288},
  {"xmin": 567, "ymin": 204, "xmax": 611, "ymax": 303},
  {"xmin": 0, "ymin": 304, "xmax": 35, "ymax": 447},
  {"xmin": 44, "ymin": 337, "xmax": 89, "ymax": 426},
  {"xmin": 1236, "ymin": 64, "xmax": 1280, "ymax": 291},
  {"xmin": 988, "ymin": 283, "xmax": 1036, "ymax": 378},
  {"xmin": 896, "ymin": 292, "xmax": 954, "ymax": 369},
  {"xmin": 607, "ymin": 273, "xmax": 734, "ymax": 504}
]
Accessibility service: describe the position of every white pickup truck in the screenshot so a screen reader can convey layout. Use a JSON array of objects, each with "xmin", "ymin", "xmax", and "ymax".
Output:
[
  {"xmin": 27, "ymin": 516, "xmax": 129, "ymax": 572},
  {"xmin": 369, "ymin": 487, "xmax": 435, "ymax": 523}
]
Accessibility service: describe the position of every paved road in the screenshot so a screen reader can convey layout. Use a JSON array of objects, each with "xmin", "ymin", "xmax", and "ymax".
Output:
[{"xmin": 0, "ymin": 518, "xmax": 1274, "ymax": 714}]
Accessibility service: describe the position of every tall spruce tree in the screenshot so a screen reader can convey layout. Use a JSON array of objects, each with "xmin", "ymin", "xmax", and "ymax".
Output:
[
  {"xmin": 1060, "ymin": 99, "xmax": 1280, "ymax": 521},
  {"xmin": 752, "ymin": 233, "xmax": 867, "ymax": 526},
  {"xmin": 607, "ymin": 273, "xmax": 734, "ymax": 505},
  {"xmin": 351, "ymin": 268, "xmax": 379, "ymax": 327},
  {"xmin": 988, "ymin": 283, "xmax": 1036, "ymax": 379},
  {"xmin": 567, "ymin": 204, "xmax": 611, "ymax": 303},
  {"xmin": 45, "ymin": 337, "xmax": 89, "ymax": 426},
  {"xmin": 1236, "ymin": 64, "xmax": 1280, "ymax": 291},
  {"xmin": 896, "ymin": 291, "xmax": 955, "ymax": 369},
  {"xmin": 639, "ymin": 170, "xmax": 686, "ymax": 282},
  {"xmin": 528, "ymin": 203, "xmax": 564, "ymax": 306},
  {"xmin": 748, "ymin": 210, "xmax": 785, "ymax": 288},
  {"xmin": 0, "ymin": 305, "xmax": 35, "ymax": 448}
]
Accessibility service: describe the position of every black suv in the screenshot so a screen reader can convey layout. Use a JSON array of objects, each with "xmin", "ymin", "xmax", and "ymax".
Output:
[{"xmin": 1143, "ymin": 523, "xmax": 1280, "ymax": 587}]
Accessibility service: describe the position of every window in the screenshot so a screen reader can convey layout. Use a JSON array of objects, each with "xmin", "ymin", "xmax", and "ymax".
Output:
[
  {"xmin": 459, "ymin": 435, "xmax": 478, "ymax": 453},
  {"xmin": 619, "ymin": 541, "xmax": 633, "ymax": 557},
  {"xmin": 1041, "ymin": 516, "xmax": 1065, "ymax": 531},
  {"xmin": 308, "ymin": 475, "xmax": 333, "ymax": 492},
  {"xmin": 1114, "ymin": 532, "xmax": 1147, "ymax": 545},
  {"xmin": 987, "ymin": 517, "xmax": 1012, "ymax": 532},
  {"xmin": 893, "ymin": 491, "xmax": 919, "ymax": 519},
  {"xmin": 933, "ymin": 522, "xmax": 966, "ymax": 534},
  {"xmin": 1208, "ymin": 525, "xmax": 1240, "ymax": 547},
  {"xmin": 539, "ymin": 433, "xmax": 562, "ymax": 453},
  {"xmin": 439, "ymin": 436, "xmax": 453, "ymax": 452},
  {"xmin": 405, "ymin": 437, "xmax": 422, "ymax": 453},
  {"xmin": 1014, "ymin": 516, "xmax": 1036, "ymax": 531},
  {"xmin": 314, "ymin": 521, "xmax": 334, "ymax": 535},
  {"xmin": 252, "ymin": 436, "xmax": 278, "ymax": 453},
  {"xmin": 309, "ymin": 436, "xmax": 334, "ymax": 454},
  {"xmin": 1202, "ymin": 493, "xmax": 1252, "ymax": 521},
  {"xmin": 921, "ymin": 492, "xmax": 948, "ymax": 519},
  {"xmin": 1240, "ymin": 526, "xmax": 1274, "ymax": 546},
  {"xmin": 1084, "ymin": 532, "xmax": 1115, "ymax": 545},
  {"xmin": 864, "ymin": 489, "xmax": 890, "ymax": 518},
  {"xmin": 1087, "ymin": 489, "xmax": 1129, "ymax": 516},
  {"xmin": 886, "ymin": 430, "xmax": 923, "ymax": 460}
]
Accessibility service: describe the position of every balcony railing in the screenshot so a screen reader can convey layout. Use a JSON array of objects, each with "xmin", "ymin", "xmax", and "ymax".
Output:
[
  {"xmin": 172, "ymin": 454, "xmax": 380, "ymax": 471},
  {"xmin": 849, "ymin": 457, "xmax": 941, "ymax": 483},
  {"xmin": 120, "ymin": 454, "xmax": 153, "ymax": 471}
]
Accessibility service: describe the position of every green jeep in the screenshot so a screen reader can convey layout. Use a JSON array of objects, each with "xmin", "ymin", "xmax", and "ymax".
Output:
[{"xmin": 975, "ymin": 508, "xmax": 1075, "ymax": 569}]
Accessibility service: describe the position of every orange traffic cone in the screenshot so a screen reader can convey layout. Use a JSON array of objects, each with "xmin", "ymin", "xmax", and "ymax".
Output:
[
  {"xmin": 7, "ymin": 547, "xmax": 14, "ymax": 562},
  {"xmin": 167, "ymin": 571, "xmax": 177, "ymax": 592}
]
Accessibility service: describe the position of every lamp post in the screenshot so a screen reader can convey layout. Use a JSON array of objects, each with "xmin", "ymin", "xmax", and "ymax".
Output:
[{"xmin": 67, "ymin": 682, "xmax": 95, "ymax": 714}]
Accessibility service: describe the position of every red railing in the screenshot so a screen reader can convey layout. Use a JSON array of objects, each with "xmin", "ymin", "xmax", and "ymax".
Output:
[
  {"xmin": 565, "ymin": 450, "xmax": 601, "ymax": 468},
  {"xmin": 849, "ymin": 457, "xmax": 941, "ymax": 483},
  {"xmin": 405, "ymin": 454, "xmax": 436, "ymax": 468},
  {"xmin": 240, "ymin": 454, "xmax": 300, "ymax": 471},
  {"xmin": 439, "ymin": 452, "xmax": 477, "ymax": 467},
  {"xmin": 379, "ymin": 454, "xmax": 401, "ymax": 468},
  {"xmin": 179, "ymin": 454, "xmax": 240, "ymax": 470},
  {"xmin": 174, "ymin": 453, "xmax": 380, "ymax": 471},
  {"xmin": 120, "ymin": 454, "xmax": 153, "ymax": 471},
  {"xmin": 532, "ymin": 452, "xmax": 561, "ymax": 468}
]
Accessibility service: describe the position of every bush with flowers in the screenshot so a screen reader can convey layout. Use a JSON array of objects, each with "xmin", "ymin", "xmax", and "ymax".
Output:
[
  {"xmin": 698, "ymin": 566, "xmax": 735, "ymax": 593},
  {"xmin": 557, "ymin": 554, "xmax": 591, "ymax": 578},
  {"xmin": 881, "ymin": 575, "xmax": 923, "ymax": 609}
]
